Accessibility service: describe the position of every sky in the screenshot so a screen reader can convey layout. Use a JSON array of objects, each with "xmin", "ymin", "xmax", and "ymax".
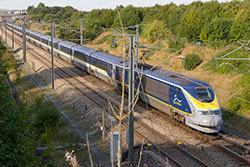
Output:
[{"xmin": 2, "ymin": 0, "xmax": 230, "ymax": 11}]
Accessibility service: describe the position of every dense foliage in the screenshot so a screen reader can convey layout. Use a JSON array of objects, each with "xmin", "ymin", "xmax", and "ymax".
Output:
[
  {"xmin": 0, "ymin": 40, "xmax": 38, "ymax": 166},
  {"xmin": 0, "ymin": 39, "xmax": 60, "ymax": 166},
  {"xmin": 27, "ymin": 1, "xmax": 250, "ymax": 43}
]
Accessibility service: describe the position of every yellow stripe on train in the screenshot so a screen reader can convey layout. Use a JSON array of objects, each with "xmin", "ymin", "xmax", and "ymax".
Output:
[{"xmin": 187, "ymin": 93, "xmax": 219, "ymax": 110}]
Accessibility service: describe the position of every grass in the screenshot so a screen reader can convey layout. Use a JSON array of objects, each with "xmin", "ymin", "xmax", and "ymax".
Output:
[
  {"xmin": 11, "ymin": 66, "xmax": 95, "ymax": 166},
  {"xmin": 222, "ymin": 109, "xmax": 250, "ymax": 138},
  {"xmin": 95, "ymin": 34, "xmax": 110, "ymax": 45},
  {"xmin": 202, "ymin": 46, "xmax": 250, "ymax": 119},
  {"xmin": 203, "ymin": 46, "xmax": 250, "ymax": 74},
  {"xmin": 40, "ymin": 120, "xmax": 91, "ymax": 166}
]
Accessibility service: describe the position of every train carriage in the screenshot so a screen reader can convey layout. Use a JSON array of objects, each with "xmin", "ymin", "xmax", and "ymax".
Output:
[
  {"xmin": 72, "ymin": 45, "xmax": 96, "ymax": 72},
  {"xmin": 57, "ymin": 41, "xmax": 76, "ymax": 62}
]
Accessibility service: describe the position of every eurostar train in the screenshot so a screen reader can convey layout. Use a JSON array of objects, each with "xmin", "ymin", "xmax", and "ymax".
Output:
[{"xmin": 6, "ymin": 23, "xmax": 223, "ymax": 133}]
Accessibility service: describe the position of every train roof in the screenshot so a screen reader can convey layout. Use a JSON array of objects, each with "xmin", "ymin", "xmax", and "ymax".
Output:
[
  {"xmin": 91, "ymin": 52, "xmax": 129, "ymax": 66},
  {"xmin": 147, "ymin": 69, "xmax": 211, "ymax": 89},
  {"xmin": 59, "ymin": 40, "xmax": 77, "ymax": 48},
  {"xmin": 73, "ymin": 45, "xmax": 96, "ymax": 56},
  {"xmin": 29, "ymin": 31, "xmax": 43, "ymax": 37}
]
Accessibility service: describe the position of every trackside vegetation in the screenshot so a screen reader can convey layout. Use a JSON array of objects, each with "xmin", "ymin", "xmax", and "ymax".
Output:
[
  {"xmin": 0, "ymin": 39, "xmax": 89, "ymax": 166},
  {"xmin": 0, "ymin": 39, "xmax": 38, "ymax": 166}
]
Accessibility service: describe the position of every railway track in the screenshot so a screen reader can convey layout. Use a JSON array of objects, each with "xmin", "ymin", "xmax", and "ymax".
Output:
[
  {"xmin": 206, "ymin": 132, "xmax": 250, "ymax": 165},
  {"xmin": 3, "ymin": 29, "xmax": 211, "ymax": 167},
  {"xmin": 152, "ymin": 107, "xmax": 250, "ymax": 166},
  {"xmin": 130, "ymin": 119, "xmax": 210, "ymax": 167}
]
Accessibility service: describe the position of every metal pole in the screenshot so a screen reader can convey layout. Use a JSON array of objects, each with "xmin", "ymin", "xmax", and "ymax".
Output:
[
  {"xmin": 136, "ymin": 24, "xmax": 139, "ymax": 64},
  {"xmin": 1, "ymin": 23, "xmax": 2, "ymax": 38},
  {"xmin": 102, "ymin": 109, "xmax": 105, "ymax": 140},
  {"xmin": 51, "ymin": 22, "xmax": 55, "ymax": 90},
  {"xmin": 80, "ymin": 19, "xmax": 83, "ymax": 45},
  {"xmin": 22, "ymin": 16, "xmax": 26, "ymax": 62},
  {"xmin": 53, "ymin": 20, "xmax": 55, "ymax": 38},
  {"xmin": 128, "ymin": 36, "xmax": 135, "ymax": 166},
  {"xmin": 36, "ymin": 18, "xmax": 39, "ymax": 32},
  {"xmin": 5, "ymin": 23, "xmax": 7, "ymax": 42},
  {"xmin": 12, "ymin": 21, "xmax": 14, "ymax": 49}
]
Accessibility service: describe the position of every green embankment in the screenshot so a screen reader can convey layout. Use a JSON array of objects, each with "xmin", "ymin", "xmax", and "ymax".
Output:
[{"xmin": 0, "ymin": 39, "xmax": 89, "ymax": 166}]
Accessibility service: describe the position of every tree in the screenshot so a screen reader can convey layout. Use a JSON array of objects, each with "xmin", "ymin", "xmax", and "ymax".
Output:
[
  {"xmin": 178, "ymin": 2, "xmax": 204, "ymax": 39},
  {"xmin": 143, "ymin": 20, "xmax": 169, "ymax": 42},
  {"xmin": 200, "ymin": 17, "xmax": 233, "ymax": 42},
  {"xmin": 27, "ymin": 5, "xmax": 34, "ymax": 12},
  {"xmin": 112, "ymin": 5, "xmax": 142, "ymax": 28},
  {"xmin": 37, "ymin": 2, "xmax": 45, "ymax": 8},
  {"xmin": 229, "ymin": 19, "xmax": 250, "ymax": 41}
]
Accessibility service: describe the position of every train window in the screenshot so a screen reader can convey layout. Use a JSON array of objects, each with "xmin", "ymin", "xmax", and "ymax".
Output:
[
  {"xmin": 196, "ymin": 87, "xmax": 212, "ymax": 102},
  {"xmin": 74, "ymin": 51, "xmax": 86, "ymax": 62},
  {"xmin": 143, "ymin": 76, "xmax": 170, "ymax": 103},
  {"xmin": 60, "ymin": 46, "xmax": 71, "ymax": 55},
  {"xmin": 92, "ymin": 59, "xmax": 108, "ymax": 71},
  {"xmin": 106, "ymin": 66, "xmax": 112, "ymax": 73},
  {"xmin": 42, "ymin": 39, "xmax": 48, "ymax": 44}
]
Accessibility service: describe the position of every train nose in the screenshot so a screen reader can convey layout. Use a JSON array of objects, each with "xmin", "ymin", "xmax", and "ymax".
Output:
[{"xmin": 199, "ymin": 116, "xmax": 223, "ymax": 127}]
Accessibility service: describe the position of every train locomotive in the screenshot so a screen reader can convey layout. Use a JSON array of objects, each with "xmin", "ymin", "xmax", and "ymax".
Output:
[{"xmin": 6, "ymin": 23, "xmax": 223, "ymax": 133}]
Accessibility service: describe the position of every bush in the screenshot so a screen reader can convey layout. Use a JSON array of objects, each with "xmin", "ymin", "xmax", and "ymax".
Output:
[
  {"xmin": 167, "ymin": 36, "xmax": 185, "ymax": 51},
  {"xmin": 184, "ymin": 54, "xmax": 202, "ymax": 70},
  {"xmin": 32, "ymin": 96, "xmax": 60, "ymax": 134}
]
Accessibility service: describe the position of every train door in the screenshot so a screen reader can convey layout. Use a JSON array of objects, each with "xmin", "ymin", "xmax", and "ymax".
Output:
[{"xmin": 71, "ymin": 48, "xmax": 74, "ymax": 63}]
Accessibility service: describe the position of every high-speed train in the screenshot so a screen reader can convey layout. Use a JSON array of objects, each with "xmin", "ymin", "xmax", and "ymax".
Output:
[{"xmin": 6, "ymin": 23, "xmax": 223, "ymax": 133}]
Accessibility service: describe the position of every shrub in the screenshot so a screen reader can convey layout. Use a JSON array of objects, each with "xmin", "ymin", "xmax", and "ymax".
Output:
[
  {"xmin": 167, "ymin": 36, "xmax": 185, "ymax": 51},
  {"xmin": 32, "ymin": 96, "xmax": 60, "ymax": 134},
  {"xmin": 184, "ymin": 54, "xmax": 202, "ymax": 70}
]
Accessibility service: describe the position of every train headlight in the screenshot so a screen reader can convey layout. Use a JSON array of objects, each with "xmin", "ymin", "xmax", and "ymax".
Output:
[
  {"xmin": 197, "ymin": 110, "xmax": 210, "ymax": 115},
  {"xmin": 197, "ymin": 110, "xmax": 221, "ymax": 115}
]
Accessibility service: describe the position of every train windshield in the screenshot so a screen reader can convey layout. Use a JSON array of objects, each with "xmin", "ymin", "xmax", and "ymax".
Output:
[{"xmin": 196, "ymin": 87, "xmax": 212, "ymax": 102}]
